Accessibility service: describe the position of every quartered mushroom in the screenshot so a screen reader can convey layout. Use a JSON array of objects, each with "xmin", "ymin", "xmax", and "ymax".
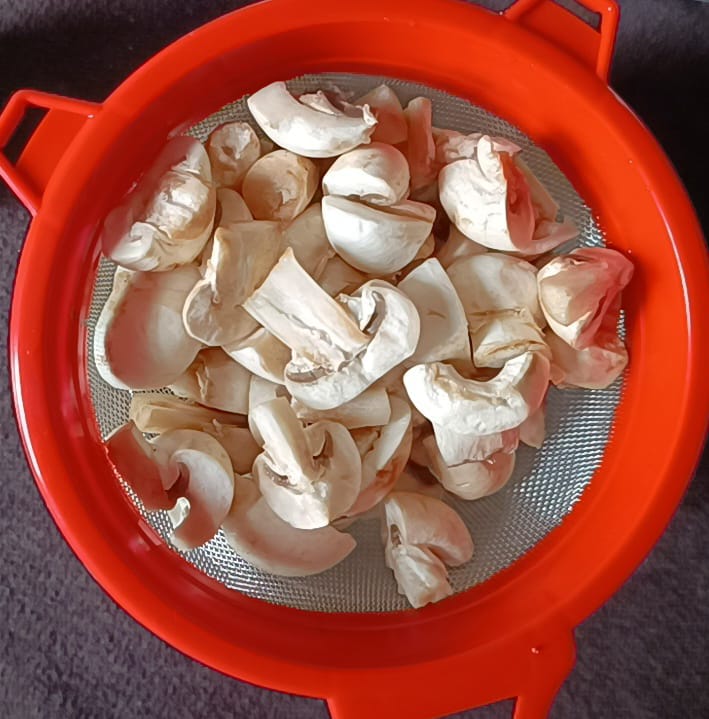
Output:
[
  {"xmin": 94, "ymin": 265, "xmax": 202, "ymax": 390},
  {"xmin": 282, "ymin": 203, "xmax": 335, "ymax": 279},
  {"xmin": 290, "ymin": 385, "xmax": 392, "ymax": 429},
  {"xmin": 439, "ymin": 135, "xmax": 535, "ymax": 252},
  {"xmin": 537, "ymin": 247, "xmax": 634, "ymax": 349},
  {"xmin": 101, "ymin": 136, "xmax": 215, "ymax": 272},
  {"xmin": 222, "ymin": 327, "xmax": 291, "ymax": 385},
  {"xmin": 222, "ymin": 474, "xmax": 356, "ymax": 576},
  {"xmin": 322, "ymin": 142, "xmax": 410, "ymax": 206},
  {"xmin": 169, "ymin": 348, "xmax": 251, "ymax": 414},
  {"xmin": 129, "ymin": 393, "xmax": 246, "ymax": 434},
  {"xmin": 248, "ymin": 375, "xmax": 290, "ymax": 445},
  {"xmin": 382, "ymin": 491, "xmax": 473, "ymax": 608},
  {"xmin": 431, "ymin": 422, "xmax": 520, "ymax": 466},
  {"xmin": 241, "ymin": 150, "xmax": 319, "ymax": 221},
  {"xmin": 355, "ymin": 84, "xmax": 408, "ymax": 145},
  {"xmin": 403, "ymin": 351, "xmax": 551, "ymax": 435},
  {"xmin": 321, "ymin": 196, "xmax": 435, "ymax": 275},
  {"xmin": 247, "ymin": 81, "xmax": 377, "ymax": 158},
  {"xmin": 436, "ymin": 224, "xmax": 488, "ymax": 270},
  {"xmin": 447, "ymin": 253, "xmax": 548, "ymax": 368},
  {"xmin": 519, "ymin": 404, "xmax": 546, "ymax": 448},
  {"xmin": 105, "ymin": 421, "xmax": 178, "ymax": 511},
  {"xmin": 153, "ymin": 429, "xmax": 234, "ymax": 550},
  {"xmin": 344, "ymin": 396, "xmax": 413, "ymax": 518},
  {"xmin": 250, "ymin": 398, "xmax": 362, "ymax": 529},
  {"xmin": 403, "ymin": 97, "xmax": 437, "ymax": 192},
  {"xmin": 244, "ymin": 248, "xmax": 420, "ymax": 410},
  {"xmin": 206, "ymin": 121, "xmax": 261, "ymax": 189},
  {"xmin": 423, "ymin": 436, "xmax": 517, "ymax": 501},
  {"xmin": 398, "ymin": 258, "xmax": 471, "ymax": 364},
  {"xmin": 183, "ymin": 221, "xmax": 283, "ymax": 346}
]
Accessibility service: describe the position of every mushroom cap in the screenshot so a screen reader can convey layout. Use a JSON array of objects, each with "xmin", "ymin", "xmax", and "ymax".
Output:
[
  {"xmin": 403, "ymin": 97, "xmax": 437, "ymax": 192},
  {"xmin": 205, "ymin": 425, "xmax": 261, "ymax": 475},
  {"xmin": 282, "ymin": 203, "xmax": 334, "ymax": 279},
  {"xmin": 94, "ymin": 265, "xmax": 202, "ymax": 390},
  {"xmin": 519, "ymin": 404, "xmax": 546, "ymax": 449},
  {"xmin": 247, "ymin": 81, "xmax": 377, "ymax": 158},
  {"xmin": 321, "ymin": 196, "xmax": 435, "ymax": 275},
  {"xmin": 216, "ymin": 187, "xmax": 253, "ymax": 226},
  {"xmin": 206, "ymin": 121, "xmax": 261, "ymax": 189},
  {"xmin": 322, "ymin": 142, "xmax": 410, "ymax": 206},
  {"xmin": 431, "ymin": 422, "xmax": 520, "ymax": 465},
  {"xmin": 436, "ymin": 223, "xmax": 488, "ymax": 269},
  {"xmin": 355, "ymin": 84, "xmax": 407, "ymax": 145}
]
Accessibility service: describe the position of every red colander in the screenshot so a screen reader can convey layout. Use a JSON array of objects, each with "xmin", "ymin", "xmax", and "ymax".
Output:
[{"xmin": 1, "ymin": 1, "xmax": 708, "ymax": 717}]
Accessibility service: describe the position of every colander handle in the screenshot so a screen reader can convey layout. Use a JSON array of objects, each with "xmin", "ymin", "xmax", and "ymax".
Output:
[
  {"xmin": 0, "ymin": 90, "xmax": 100, "ymax": 217},
  {"xmin": 504, "ymin": 0, "xmax": 619, "ymax": 82},
  {"xmin": 326, "ymin": 630, "xmax": 576, "ymax": 719}
]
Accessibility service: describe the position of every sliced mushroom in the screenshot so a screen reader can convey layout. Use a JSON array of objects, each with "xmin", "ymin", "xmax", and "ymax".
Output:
[
  {"xmin": 222, "ymin": 474, "xmax": 356, "ymax": 576},
  {"xmin": 423, "ymin": 436, "xmax": 517, "ymax": 501},
  {"xmin": 206, "ymin": 121, "xmax": 261, "ymax": 189},
  {"xmin": 431, "ymin": 422, "xmax": 519, "ymax": 465},
  {"xmin": 282, "ymin": 203, "xmax": 334, "ymax": 279},
  {"xmin": 403, "ymin": 351, "xmax": 550, "ymax": 435},
  {"xmin": 382, "ymin": 491, "xmax": 473, "ymax": 608},
  {"xmin": 250, "ymin": 398, "xmax": 362, "ymax": 529},
  {"xmin": 129, "ymin": 393, "xmax": 246, "ymax": 434},
  {"xmin": 153, "ymin": 429, "xmax": 234, "ymax": 550},
  {"xmin": 241, "ymin": 150, "xmax": 319, "ymax": 221},
  {"xmin": 169, "ymin": 348, "xmax": 251, "ymax": 414},
  {"xmin": 439, "ymin": 135, "xmax": 535, "ymax": 252},
  {"xmin": 318, "ymin": 256, "xmax": 369, "ymax": 296},
  {"xmin": 322, "ymin": 143, "xmax": 410, "ymax": 206},
  {"xmin": 321, "ymin": 196, "xmax": 435, "ymax": 275},
  {"xmin": 183, "ymin": 221, "xmax": 283, "ymax": 346},
  {"xmin": 104, "ymin": 421, "xmax": 178, "ymax": 511},
  {"xmin": 355, "ymin": 84, "xmax": 407, "ymax": 145},
  {"xmin": 403, "ymin": 97, "xmax": 437, "ymax": 192},
  {"xmin": 100, "ymin": 136, "xmax": 216, "ymax": 272},
  {"xmin": 247, "ymin": 81, "xmax": 377, "ymax": 158},
  {"xmin": 94, "ymin": 265, "xmax": 202, "ymax": 390},
  {"xmin": 290, "ymin": 385, "xmax": 391, "ymax": 429},
  {"xmin": 205, "ymin": 424, "xmax": 261, "ymax": 475},
  {"xmin": 248, "ymin": 375, "xmax": 289, "ymax": 445},
  {"xmin": 436, "ymin": 224, "xmax": 487, "ymax": 269},
  {"xmin": 537, "ymin": 247, "xmax": 634, "ymax": 349},
  {"xmin": 519, "ymin": 404, "xmax": 546, "ymax": 448},
  {"xmin": 398, "ymin": 258, "xmax": 471, "ymax": 365},
  {"xmin": 447, "ymin": 253, "xmax": 547, "ymax": 368},
  {"xmin": 546, "ymin": 330, "xmax": 628, "ymax": 390},
  {"xmin": 222, "ymin": 327, "xmax": 291, "ymax": 385}
]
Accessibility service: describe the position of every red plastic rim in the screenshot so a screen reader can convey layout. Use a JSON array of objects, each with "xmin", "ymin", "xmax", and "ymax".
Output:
[{"xmin": 7, "ymin": 0, "xmax": 709, "ymax": 714}]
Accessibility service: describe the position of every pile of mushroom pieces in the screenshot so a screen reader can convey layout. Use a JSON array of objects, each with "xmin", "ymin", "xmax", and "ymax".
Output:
[{"xmin": 95, "ymin": 81, "xmax": 633, "ymax": 608}]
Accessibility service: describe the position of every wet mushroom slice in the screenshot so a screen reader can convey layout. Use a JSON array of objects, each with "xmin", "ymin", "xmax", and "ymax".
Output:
[
  {"xmin": 182, "ymin": 221, "xmax": 283, "ymax": 346},
  {"xmin": 247, "ymin": 81, "xmax": 377, "ymax": 158},
  {"xmin": 222, "ymin": 328, "xmax": 291, "ymax": 385},
  {"xmin": 431, "ymin": 422, "xmax": 519, "ymax": 466},
  {"xmin": 248, "ymin": 375, "xmax": 290, "ymax": 445},
  {"xmin": 152, "ymin": 429, "xmax": 234, "ymax": 550},
  {"xmin": 290, "ymin": 385, "xmax": 392, "ymax": 429},
  {"xmin": 322, "ymin": 143, "xmax": 410, "ymax": 206},
  {"xmin": 447, "ymin": 253, "xmax": 548, "ymax": 368},
  {"xmin": 241, "ymin": 150, "xmax": 319, "ymax": 221},
  {"xmin": 321, "ymin": 196, "xmax": 435, "ymax": 275},
  {"xmin": 537, "ymin": 247, "xmax": 634, "ymax": 350},
  {"xmin": 403, "ymin": 351, "xmax": 550, "ymax": 435},
  {"xmin": 282, "ymin": 203, "xmax": 335, "ymax": 280},
  {"xmin": 354, "ymin": 84, "xmax": 407, "ymax": 145},
  {"xmin": 222, "ymin": 475, "xmax": 356, "ymax": 576},
  {"xmin": 382, "ymin": 491, "xmax": 473, "ymax": 608},
  {"xmin": 439, "ymin": 135, "xmax": 534, "ymax": 252},
  {"xmin": 169, "ymin": 348, "xmax": 251, "ymax": 414},
  {"xmin": 101, "ymin": 136, "xmax": 216, "ymax": 272},
  {"xmin": 206, "ymin": 425, "xmax": 261, "ymax": 475},
  {"xmin": 104, "ymin": 421, "xmax": 179, "ymax": 511},
  {"xmin": 129, "ymin": 393, "xmax": 246, "ymax": 434},
  {"xmin": 402, "ymin": 97, "xmax": 437, "ymax": 193},
  {"xmin": 250, "ymin": 398, "xmax": 362, "ymax": 529},
  {"xmin": 206, "ymin": 121, "xmax": 261, "ymax": 189},
  {"xmin": 398, "ymin": 258, "xmax": 471, "ymax": 365},
  {"xmin": 423, "ymin": 436, "xmax": 517, "ymax": 501},
  {"xmin": 94, "ymin": 265, "xmax": 202, "ymax": 390},
  {"xmin": 343, "ymin": 396, "xmax": 413, "ymax": 518}
]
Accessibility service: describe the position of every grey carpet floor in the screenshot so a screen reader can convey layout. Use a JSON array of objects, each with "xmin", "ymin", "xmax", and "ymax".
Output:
[{"xmin": 1, "ymin": 1, "xmax": 707, "ymax": 717}]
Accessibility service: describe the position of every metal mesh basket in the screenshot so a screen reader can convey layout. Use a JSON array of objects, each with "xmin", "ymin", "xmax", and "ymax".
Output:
[{"xmin": 85, "ymin": 73, "xmax": 623, "ymax": 613}]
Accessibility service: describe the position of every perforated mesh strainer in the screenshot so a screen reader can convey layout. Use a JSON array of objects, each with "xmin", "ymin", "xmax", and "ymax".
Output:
[
  {"xmin": 3, "ymin": 1, "xmax": 708, "ymax": 717},
  {"xmin": 87, "ymin": 73, "xmax": 623, "ymax": 613}
]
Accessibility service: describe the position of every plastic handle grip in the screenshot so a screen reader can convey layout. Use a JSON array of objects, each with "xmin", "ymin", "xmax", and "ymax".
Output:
[
  {"xmin": 327, "ymin": 631, "xmax": 576, "ymax": 719},
  {"xmin": 0, "ymin": 90, "xmax": 100, "ymax": 216},
  {"xmin": 504, "ymin": 0, "xmax": 619, "ymax": 82}
]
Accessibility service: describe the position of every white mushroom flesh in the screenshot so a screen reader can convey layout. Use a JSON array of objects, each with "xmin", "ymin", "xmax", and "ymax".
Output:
[
  {"xmin": 222, "ymin": 327, "xmax": 291, "ymax": 385},
  {"xmin": 290, "ymin": 385, "xmax": 392, "ymax": 429},
  {"xmin": 355, "ymin": 84, "xmax": 407, "ymax": 145},
  {"xmin": 431, "ymin": 422, "xmax": 520, "ymax": 465},
  {"xmin": 206, "ymin": 121, "xmax": 261, "ymax": 189},
  {"xmin": 282, "ymin": 203, "xmax": 334, "ymax": 279}
]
